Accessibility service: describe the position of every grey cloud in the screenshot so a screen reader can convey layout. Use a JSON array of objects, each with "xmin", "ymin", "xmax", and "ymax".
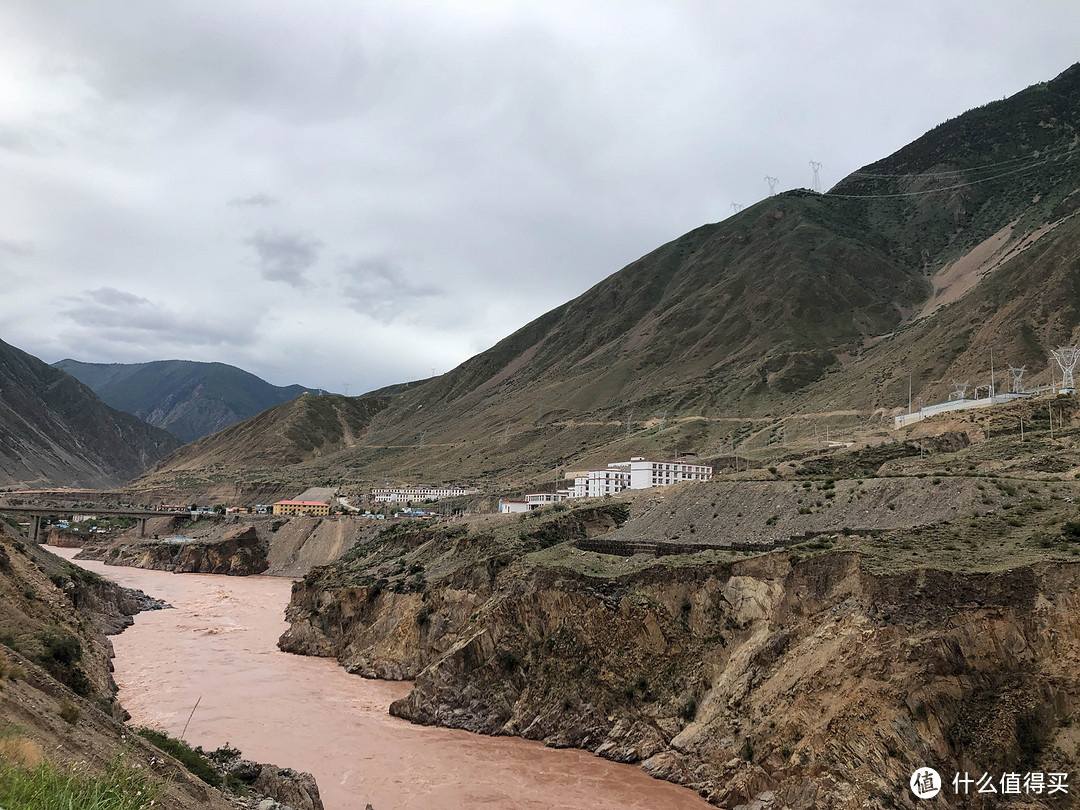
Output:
[
  {"xmin": 9, "ymin": 2, "xmax": 373, "ymax": 125},
  {"xmin": 228, "ymin": 192, "xmax": 278, "ymax": 208},
  {"xmin": 84, "ymin": 287, "xmax": 150, "ymax": 307},
  {"xmin": 3, "ymin": 1, "xmax": 1080, "ymax": 394},
  {"xmin": 244, "ymin": 229, "xmax": 322, "ymax": 287},
  {"xmin": 340, "ymin": 257, "xmax": 442, "ymax": 325},
  {"xmin": 59, "ymin": 288, "xmax": 259, "ymax": 347},
  {"xmin": 0, "ymin": 239, "xmax": 34, "ymax": 256}
]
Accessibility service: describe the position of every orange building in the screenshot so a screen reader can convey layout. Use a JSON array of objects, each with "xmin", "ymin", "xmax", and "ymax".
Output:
[{"xmin": 272, "ymin": 500, "xmax": 330, "ymax": 516}]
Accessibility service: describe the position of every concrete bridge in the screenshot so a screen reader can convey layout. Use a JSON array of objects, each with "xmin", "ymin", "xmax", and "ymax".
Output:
[{"xmin": 0, "ymin": 505, "xmax": 191, "ymax": 542}]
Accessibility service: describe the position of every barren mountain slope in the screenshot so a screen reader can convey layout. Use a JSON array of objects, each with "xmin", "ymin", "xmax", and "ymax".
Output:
[
  {"xmin": 135, "ymin": 64, "xmax": 1080, "ymax": 494},
  {"xmin": 0, "ymin": 338, "xmax": 181, "ymax": 489}
]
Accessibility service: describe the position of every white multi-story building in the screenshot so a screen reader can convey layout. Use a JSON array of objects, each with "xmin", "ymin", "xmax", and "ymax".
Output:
[
  {"xmin": 372, "ymin": 486, "xmax": 480, "ymax": 504},
  {"xmin": 525, "ymin": 492, "xmax": 562, "ymax": 509},
  {"xmin": 586, "ymin": 467, "xmax": 631, "ymax": 497},
  {"xmin": 565, "ymin": 457, "xmax": 712, "ymax": 498},
  {"xmin": 523, "ymin": 491, "xmax": 576, "ymax": 509},
  {"xmin": 618, "ymin": 457, "xmax": 713, "ymax": 489}
]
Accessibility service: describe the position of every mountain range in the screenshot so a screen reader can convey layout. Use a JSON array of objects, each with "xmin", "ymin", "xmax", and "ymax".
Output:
[
  {"xmin": 4, "ymin": 64, "xmax": 1079, "ymax": 496},
  {"xmin": 133, "ymin": 63, "xmax": 1080, "ymax": 495},
  {"xmin": 54, "ymin": 359, "xmax": 325, "ymax": 442}
]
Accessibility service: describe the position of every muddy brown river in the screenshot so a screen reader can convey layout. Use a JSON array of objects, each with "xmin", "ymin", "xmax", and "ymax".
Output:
[{"xmin": 55, "ymin": 548, "xmax": 710, "ymax": 810}]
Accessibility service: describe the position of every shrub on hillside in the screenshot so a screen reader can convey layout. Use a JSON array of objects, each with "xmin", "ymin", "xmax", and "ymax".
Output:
[{"xmin": 135, "ymin": 727, "xmax": 222, "ymax": 787}]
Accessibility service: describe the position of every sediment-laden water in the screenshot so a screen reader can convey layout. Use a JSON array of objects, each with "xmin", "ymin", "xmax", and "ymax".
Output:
[{"xmin": 55, "ymin": 548, "xmax": 710, "ymax": 810}]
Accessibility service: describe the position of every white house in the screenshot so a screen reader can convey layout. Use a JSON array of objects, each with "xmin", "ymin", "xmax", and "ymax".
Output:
[{"xmin": 499, "ymin": 499, "xmax": 529, "ymax": 514}]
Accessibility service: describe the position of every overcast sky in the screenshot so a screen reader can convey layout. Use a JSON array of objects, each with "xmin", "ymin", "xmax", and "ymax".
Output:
[{"xmin": 1, "ymin": 2, "xmax": 1078, "ymax": 394}]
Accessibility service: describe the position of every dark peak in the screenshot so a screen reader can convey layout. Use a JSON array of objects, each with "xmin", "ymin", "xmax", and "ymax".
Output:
[{"xmin": 1051, "ymin": 62, "xmax": 1080, "ymax": 83}]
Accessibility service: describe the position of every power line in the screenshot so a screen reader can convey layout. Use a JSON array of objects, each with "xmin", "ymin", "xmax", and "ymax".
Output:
[
  {"xmin": 826, "ymin": 150, "xmax": 1076, "ymax": 199},
  {"xmin": 848, "ymin": 142, "xmax": 1076, "ymax": 179}
]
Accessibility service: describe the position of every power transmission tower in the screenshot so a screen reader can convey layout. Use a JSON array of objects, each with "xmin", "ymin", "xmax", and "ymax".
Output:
[
  {"xmin": 657, "ymin": 410, "xmax": 667, "ymax": 432},
  {"xmin": 731, "ymin": 202, "xmax": 743, "ymax": 214},
  {"xmin": 1051, "ymin": 347, "xmax": 1080, "ymax": 392},
  {"xmin": 809, "ymin": 160, "xmax": 822, "ymax": 193},
  {"xmin": 626, "ymin": 408, "xmax": 633, "ymax": 437},
  {"xmin": 1007, "ymin": 365, "xmax": 1026, "ymax": 393},
  {"xmin": 949, "ymin": 380, "xmax": 970, "ymax": 401},
  {"xmin": 418, "ymin": 430, "xmax": 426, "ymax": 449},
  {"xmin": 503, "ymin": 423, "xmax": 510, "ymax": 444},
  {"xmin": 764, "ymin": 175, "xmax": 779, "ymax": 196},
  {"xmin": 343, "ymin": 382, "xmax": 351, "ymax": 396}
]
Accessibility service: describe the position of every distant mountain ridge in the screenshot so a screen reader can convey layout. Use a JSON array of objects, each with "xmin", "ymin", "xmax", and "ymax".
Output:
[
  {"xmin": 0, "ymin": 339, "xmax": 181, "ymax": 489},
  {"xmin": 54, "ymin": 359, "xmax": 326, "ymax": 442}
]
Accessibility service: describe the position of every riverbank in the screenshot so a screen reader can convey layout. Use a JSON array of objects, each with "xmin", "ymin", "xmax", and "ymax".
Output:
[{"xmin": 54, "ymin": 546, "xmax": 711, "ymax": 810}]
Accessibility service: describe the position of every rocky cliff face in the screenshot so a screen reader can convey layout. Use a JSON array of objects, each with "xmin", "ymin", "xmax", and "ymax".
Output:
[
  {"xmin": 89, "ymin": 525, "xmax": 269, "ymax": 576},
  {"xmin": 281, "ymin": 514, "xmax": 1080, "ymax": 809},
  {"xmin": 77, "ymin": 513, "xmax": 372, "ymax": 578}
]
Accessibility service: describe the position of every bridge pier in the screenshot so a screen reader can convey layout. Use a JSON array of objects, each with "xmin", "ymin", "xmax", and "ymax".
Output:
[
  {"xmin": 137, "ymin": 518, "xmax": 148, "ymax": 538},
  {"xmin": 30, "ymin": 514, "xmax": 41, "ymax": 543}
]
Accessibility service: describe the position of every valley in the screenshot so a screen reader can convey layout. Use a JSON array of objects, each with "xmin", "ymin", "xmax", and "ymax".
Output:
[
  {"xmin": 2, "ymin": 57, "xmax": 1080, "ymax": 810},
  {"xmin": 55, "ymin": 548, "xmax": 712, "ymax": 810}
]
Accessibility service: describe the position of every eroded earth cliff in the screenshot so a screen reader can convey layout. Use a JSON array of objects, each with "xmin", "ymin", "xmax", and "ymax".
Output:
[{"xmin": 281, "ymin": 478, "xmax": 1080, "ymax": 809}]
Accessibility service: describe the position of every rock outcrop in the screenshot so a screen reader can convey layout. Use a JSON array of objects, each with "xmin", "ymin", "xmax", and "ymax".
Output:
[
  {"xmin": 77, "ymin": 514, "xmax": 370, "ymax": 578},
  {"xmin": 90, "ymin": 525, "xmax": 269, "ymax": 576},
  {"xmin": 281, "ymin": 512, "xmax": 1080, "ymax": 809}
]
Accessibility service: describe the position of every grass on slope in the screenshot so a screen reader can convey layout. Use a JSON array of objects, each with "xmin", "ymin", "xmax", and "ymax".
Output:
[{"xmin": 0, "ymin": 753, "xmax": 163, "ymax": 810}]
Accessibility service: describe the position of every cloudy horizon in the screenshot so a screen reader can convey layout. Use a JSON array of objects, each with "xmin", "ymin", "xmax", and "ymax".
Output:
[{"xmin": 1, "ymin": 2, "xmax": 1078, "ymax": 393}]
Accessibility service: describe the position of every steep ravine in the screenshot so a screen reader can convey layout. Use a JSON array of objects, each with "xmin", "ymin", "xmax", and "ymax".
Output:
[{"xmin": 281, "ymin": 521, "xmax": 1080, "ymax": 809}]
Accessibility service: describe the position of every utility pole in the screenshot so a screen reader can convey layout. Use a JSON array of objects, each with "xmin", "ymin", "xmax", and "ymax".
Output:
[
  {"xmin": 990, "ymin": 348, "xmax": 996, "ymax": 399},
  {"xmin": 1020, "ymin": 416, "xmax": 1024, "ymax": 442},
  {"xmin": 908, "ymin": 374, "xmax": 912, "ymax": 414}
]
